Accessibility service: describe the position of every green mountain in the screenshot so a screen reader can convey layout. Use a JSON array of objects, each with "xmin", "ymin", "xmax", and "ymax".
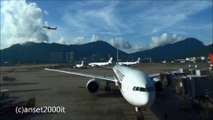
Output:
[
  {"xmin": 0, "ymin": 41, "xmax": 127, "ymax": 64},
  {"xmin": 132, "ymin": 38, "xmax": 212, "ymax": 61},
  {"xmin": 0, "ymin": 38, "xmax": 212, "ymax": 64}
]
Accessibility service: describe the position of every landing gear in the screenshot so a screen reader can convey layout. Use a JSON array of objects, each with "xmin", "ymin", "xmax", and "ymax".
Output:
[
  {"xmin": 135, "ymin": 107, "xmax": 144, "ymax": 120},
  {"xmin": 105, "ymin": 81, "xmax": 111, "ymax": 91}
]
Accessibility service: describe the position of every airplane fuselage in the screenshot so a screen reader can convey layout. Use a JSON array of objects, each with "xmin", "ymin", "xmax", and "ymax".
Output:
[
  {"xmin": 89, "ymin": 57, "xmax": 112, "ymax": 67},
  {"xmin": 118, "ymin": 61, "xmax": 137, "ymax": 66},
  {"xmin": 113, "ymin": 65, "xmax": 155, "ymax": 107},
  {"xmin": 76, "ymin": 64, "xmax": 83, "ymax": 68},
  {"xmin": 118, "ymin": 58, "xmax": 140, "ymax": 66},
  {"xmin": 89, "ymin": 62, "xmax": 109, "ymax": 67}
]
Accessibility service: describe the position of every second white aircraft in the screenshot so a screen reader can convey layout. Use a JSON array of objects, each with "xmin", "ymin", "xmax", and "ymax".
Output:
[
  {"xmin": 88, "ymin": 57, "xmax": 113, "ymax": 67},
  {"xmin": 118, "ymin": 57, "xmax": 140, "ymax": 66}
]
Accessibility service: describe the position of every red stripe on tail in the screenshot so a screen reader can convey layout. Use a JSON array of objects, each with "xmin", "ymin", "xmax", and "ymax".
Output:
[{"xmin": 208, "ymin": 53, "xmax": 213, "ymax": 64}]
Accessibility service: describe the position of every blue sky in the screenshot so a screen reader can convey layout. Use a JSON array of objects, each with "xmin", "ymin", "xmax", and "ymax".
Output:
[{"xmin": 1, "ymin": 0, "xmax": 212, "ymax": 53}]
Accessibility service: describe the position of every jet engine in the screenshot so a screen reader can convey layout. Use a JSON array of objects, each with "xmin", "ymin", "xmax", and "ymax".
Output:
[{"xmin": 86, "ymin": 78, "xmax": 99, "ymax": 93}]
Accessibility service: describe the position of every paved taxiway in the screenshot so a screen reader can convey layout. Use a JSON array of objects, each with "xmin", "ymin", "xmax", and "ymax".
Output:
[{"xmin": 1, "ymin": 63, "xmax": 208, "ymax": 120}]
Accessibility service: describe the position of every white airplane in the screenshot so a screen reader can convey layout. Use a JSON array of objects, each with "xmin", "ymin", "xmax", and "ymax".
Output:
[
  {"xmin": 118, "ymin": 57, "xmax": 140, "ymax": 66},
  {"xmin": 74, "ymin": 61, "xmax": 84, "ymax": 68},
  {"xmin": 89, "ymin": 57, "xmax": 113, "ymax": 67},
  {"xmin": 45, "ymin": 64, "xmax": 158, "ymax": 120}
]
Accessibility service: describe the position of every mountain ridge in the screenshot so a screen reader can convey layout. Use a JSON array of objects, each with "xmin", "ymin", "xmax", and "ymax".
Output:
[
  {"xmin": 132, "ymin": 37, "xmax": 209, "ymax": 61},
  {"xmin": 0, "ymin": 38, "xmax": 212, "ymax": 63}
]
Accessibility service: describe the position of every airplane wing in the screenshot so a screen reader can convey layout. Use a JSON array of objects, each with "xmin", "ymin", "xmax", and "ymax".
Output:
[
  {"xmin": 148, "ymin": 73, "xmax": 160, "ymax": 82},
  {"xmin": 44, "ymin": 68, "xmax": 115, "ymax": 82},
  {"xmin": 148, "ymin": 69, "xmax": 180, "ymax": 82},
  {"xmin": 148, "ymin": 73, "xmax": 160, "ymax": 78}
]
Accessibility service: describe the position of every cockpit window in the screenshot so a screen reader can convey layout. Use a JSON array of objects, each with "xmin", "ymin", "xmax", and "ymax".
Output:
[
  {"xmin": 139, "ymin": 87, "xmax": 146, "ymax": 91},
  {"xmin": 133, "ymin": 87, "xmax": 136, "ymax": 91},
  {"xmin": 133, "ymin": 86, "xmax": 154, "ymax": 92}
]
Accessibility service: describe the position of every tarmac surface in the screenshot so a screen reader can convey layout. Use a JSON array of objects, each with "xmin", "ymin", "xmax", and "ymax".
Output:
[{"xmin": 0, "ymin": 63, "xmax": 208, "ymax": 120}]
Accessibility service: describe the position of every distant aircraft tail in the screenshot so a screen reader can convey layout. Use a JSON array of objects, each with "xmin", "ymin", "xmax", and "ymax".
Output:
[
  {"xmin": 81, "ymin": 60, "xmax": 84, "ymax": 65},
  {"xmin": 108, "ymin": 57, "xmax": 113, "ymax": 64},
  {"xmin": 136, "ymin": 57, "xmax": 140, "ymax": 63},
  {"xmin": 208, "ymin": 53, "xmax": 213, "ymax": 64}
]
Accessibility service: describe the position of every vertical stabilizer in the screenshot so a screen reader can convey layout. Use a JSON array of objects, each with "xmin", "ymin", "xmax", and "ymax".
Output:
[
  {"xmin": 81, "ymin": 61, "xmax": 84, "ymax": 66},
  {"xmin": 208, "ymin": 53, "xmax": 213, "ymax": 64},
  {"xmin": 136, "ymin": 58, "xmax": 140, "ymax": 63},
  {"xmin": 108, "ymin": 57, "xmax": 113, "ymax": 64}
]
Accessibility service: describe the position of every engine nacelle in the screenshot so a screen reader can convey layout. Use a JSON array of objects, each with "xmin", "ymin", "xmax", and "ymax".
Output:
[{"xmin": 86, "ymin": 79, "xmax": 99, "ymax": 93}]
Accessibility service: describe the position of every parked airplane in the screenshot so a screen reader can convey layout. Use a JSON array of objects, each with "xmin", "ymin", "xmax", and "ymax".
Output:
[
  {"xmin": 43, "ymin": 26, "xmax": 57, "ymax": 30},
  {"xmin": 118, "ymin": 58, "xmax": 140, "ymax": 66},
  {"xmin": 74, "ymin": 61, "xmax": 85, "ymax": 68},
  {"xmin": 45, "ymin": 64, "xmax": 158, "ymax": 120},
  {"xmin": 89, "ymin": 57, "xmax": 113, "ymax": 67}
]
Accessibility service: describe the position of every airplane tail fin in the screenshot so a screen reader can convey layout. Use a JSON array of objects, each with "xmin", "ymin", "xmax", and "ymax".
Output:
[
  {"xmin": 208, "ymin": 53, "xmax": 213, "ymax": 64},
  {"xmin": 81, "ymin": 60, "xmax": 84, "ymax": 65},
  {"xmin": 108, "ymin": 57, "xmax": 113, "ymax": 64},
  {"xmin": 136, "ymin": 57, "xmax": 140, "ymax": 63}
]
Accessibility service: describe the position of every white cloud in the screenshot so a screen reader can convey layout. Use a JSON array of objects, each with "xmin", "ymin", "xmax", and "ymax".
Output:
[
  {"xmin": 108, "ymin": 37, "xmax": 149, "ymax": 53},
  {"xmin": 56, "ymin": 36, "xmax": 85, "ymax": 45},
  {"xmin": 204, "ymin": 40, "xmax": 213, "ymax": 46},
  {"xmin": 149, "ymin": 33, "xmax": 168, "ymax": 48},
  {"xmin": 1, "ymin": 0, "xmax": 48, "ymax": 49},
  {"xmin": 71, "ymin": 36, "xmax": 85, "ymax": 44},
  {"xmin": 91, "ymin": 34, "xmax": 99, "ymax": 42},
  {"xmin": 59, "ymin": 1, "xmax": 211, "ymax": 48},
  {"xmin": 109, "ymin": 37, "xmax": 131, "ymax": 50},
  {"xmin": 57, "ymin": 37, "xmax": 66, "ymax": 44},
  {"xmin": 130, "ymin": 44, "xmax": 147, "ymax": 53},
  {"xmin": 152, "ymin": 28, "xmax": 158, "ymax": 34},
  {"xmin": 138, "ymin": 1, "xmax": 212, "ymax": 35},
  {"xmin": 44, "ymin": 10, "xmax": 48, "ymax": 15},
  {"xmin": 149, "ymin": 33, "xmax": 181, "ymax": 48},
  {"xmin": 62, "ymin": 1, "xmax": 122, "ymax": 34},
  {"xmin": 172, "ymin": 33, "xmax": 181, "ymax": 42}
]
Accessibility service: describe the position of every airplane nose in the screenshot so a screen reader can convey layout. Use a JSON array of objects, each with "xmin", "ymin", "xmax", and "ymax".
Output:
[
  {"xmin": 135, "ymin": 93, "xmax": 151, "ymax": 107},
  {"xmin": 128, "ymin": 92, "xmax": 155, "ymax": 107},
  {"xmin": 138, "ymin": 92, "xmax": 155, "ymax": 107}
]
